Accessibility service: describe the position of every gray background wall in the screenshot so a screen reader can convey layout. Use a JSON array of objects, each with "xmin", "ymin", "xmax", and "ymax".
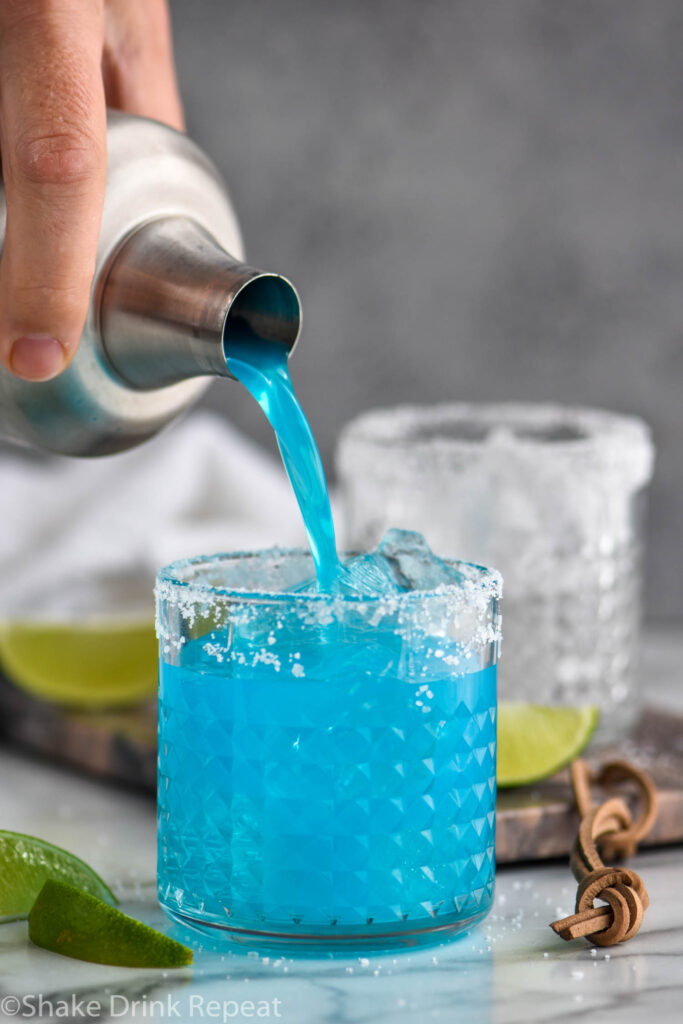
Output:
[{"xmin": 169, "ymin": 0, "xmax": 682, "ymax": 622}]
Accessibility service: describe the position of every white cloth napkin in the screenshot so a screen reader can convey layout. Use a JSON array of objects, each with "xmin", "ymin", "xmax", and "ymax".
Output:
[{"xmin": 0, "ymin": 413, "xmax": 307, "ymax": 618}]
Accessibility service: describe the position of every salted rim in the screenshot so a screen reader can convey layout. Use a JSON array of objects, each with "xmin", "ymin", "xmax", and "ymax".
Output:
[
  {"xmin": 337, "ymin": 402, "xmax": 654, "ymax": 487},
  {"xmin": 155, "ymin": 546, "xmax": 503, "ymax": 607}
]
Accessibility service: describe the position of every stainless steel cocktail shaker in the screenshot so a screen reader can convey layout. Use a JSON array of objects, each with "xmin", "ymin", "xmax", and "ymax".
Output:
[{"xmin": 0, "ymin": 112, "xmax": 300, "ymax": 456}]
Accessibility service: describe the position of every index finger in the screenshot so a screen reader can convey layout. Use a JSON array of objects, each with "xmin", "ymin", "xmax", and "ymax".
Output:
[{"xmin": 0, "ymin": 0, "xmax": 107, "ymax": 380}]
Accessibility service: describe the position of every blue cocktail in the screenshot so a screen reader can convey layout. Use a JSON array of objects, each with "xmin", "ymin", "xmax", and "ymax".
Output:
[{"xmin": 156, "ymin": 538, "xmax": 500, "ymax": 950}]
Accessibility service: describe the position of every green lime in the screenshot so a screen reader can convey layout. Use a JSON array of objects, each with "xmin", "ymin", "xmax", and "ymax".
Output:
[
  {"xmin": 0, "ymin": 617, "xmax": 157, "ymax": 707},
  {"xmin": 29, "ymin": 880, "xmax": 192, "ymax": 969},
  {"xmin": 497, "ymin": 703, "xmax": 599, "ymax": 788},
  {"xmin": 0, "ymin": 830, "xmax": 117, "ymax": 922}
]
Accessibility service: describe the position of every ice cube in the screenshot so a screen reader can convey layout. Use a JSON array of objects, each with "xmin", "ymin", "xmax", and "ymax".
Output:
[
  {"xmin": 293, "ymin": 549, "xmax": 403, "ymax": 597},
  {"xmin": 294, "ymin": 529, "xmax": 463, "ymax": 597},
  {"xmin": 376, "ymin": 529, "xmax": 465, "ymax": 591},
  {"xmin": 332, "ymin": 551, "xmax": 404, "ymax": 596}
]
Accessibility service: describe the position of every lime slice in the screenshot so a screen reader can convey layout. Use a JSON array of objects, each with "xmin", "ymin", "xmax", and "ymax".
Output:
[
  {"xmin": 497, "ymin": 703, "xmax": 599, "ymax": 788},
  {"xmin": 0, "ymin": 618, "xmax": 157, "ymax": 707},
  {"xmin": 0, "ymin": 830, "xmax": 117, "ymax": 922},
  {"xmin": 29, "ymin": 880, "xmax": 192, "ymax": 968}
]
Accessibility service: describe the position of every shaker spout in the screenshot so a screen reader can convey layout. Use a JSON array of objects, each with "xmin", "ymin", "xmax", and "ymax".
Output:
[{"xmin": 99, "ymin": 216, "xmax": 300, "ymax": 391}]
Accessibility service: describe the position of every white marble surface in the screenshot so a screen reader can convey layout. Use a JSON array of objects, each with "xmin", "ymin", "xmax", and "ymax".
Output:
[{"xmin": 0, "ymin": 628, "xmax": 682, "ymax": 1024}]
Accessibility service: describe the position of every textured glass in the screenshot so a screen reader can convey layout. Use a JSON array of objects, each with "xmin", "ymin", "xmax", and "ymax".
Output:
[
  {"xmin": 336, "ymin": 403, "xmax": 654, "ymax": 744},
  {"xmin": 156, "ymin": 549, "xmax": 500, "ymax": 951}
]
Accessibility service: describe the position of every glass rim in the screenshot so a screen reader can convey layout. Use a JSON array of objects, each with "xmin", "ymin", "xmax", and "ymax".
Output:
[
  {"xmin": 155, "ymin": 545, "xmax": 503, "ymax": 607},
  {"xmin": 337, "ymin": 401, "xmax": 654, "ymax": 485}
]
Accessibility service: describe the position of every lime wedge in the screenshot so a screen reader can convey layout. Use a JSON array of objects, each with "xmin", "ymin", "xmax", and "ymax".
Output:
[
  {"xmin": 29, "ymin": 880, "xmax": 193, "ymax": 968},
  {"xmin": 0, "ymin": 830, "xmax": 117, "ymax": 922},
  {"xmin": 497, "ymin": 704, "xmax": 599, "ymax": 788},
  {"xmin": 0, "ymin": 618, "xmax": 157, "ymax": 707}
]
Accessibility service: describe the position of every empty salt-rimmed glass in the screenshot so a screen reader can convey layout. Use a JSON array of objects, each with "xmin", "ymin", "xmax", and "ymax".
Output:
[
  {"xmin": 155, "ymin": 548, "xmax": 501, "ymax": 952},
  {"xmin": 336, "ymin": 403, "xmax": 654, "ymax": 743}
]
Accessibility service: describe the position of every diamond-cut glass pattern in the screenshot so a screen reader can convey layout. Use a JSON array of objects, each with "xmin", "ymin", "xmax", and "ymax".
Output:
[{"xmin": 158, "ymin": 645, "xmax": 496, "ymax": 938}]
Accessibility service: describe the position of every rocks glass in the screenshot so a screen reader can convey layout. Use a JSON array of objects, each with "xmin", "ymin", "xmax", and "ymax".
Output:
[
  {"xmin": 337, "ymin": 403, "xmax": 654, "ymax": 742},
  {"xmin": 155, "ymin": 547, "xmax": 501, "ymax": 951}
]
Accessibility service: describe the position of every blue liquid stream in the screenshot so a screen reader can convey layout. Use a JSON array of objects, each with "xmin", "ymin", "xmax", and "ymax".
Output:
[{"xmin": 226, "ymin": 337, "xmax": 341, "ymax": 589}]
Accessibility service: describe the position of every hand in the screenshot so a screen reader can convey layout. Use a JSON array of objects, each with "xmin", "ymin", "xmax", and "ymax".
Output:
[{"xmin": 0, "ymin": 0, "xmax": 184, "ymax": 382}]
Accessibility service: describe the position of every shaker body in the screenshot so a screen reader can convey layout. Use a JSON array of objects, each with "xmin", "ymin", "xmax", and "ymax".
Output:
[{"xmin": 0, "ymin": 112, "xmax": 245, "ymax": 456}]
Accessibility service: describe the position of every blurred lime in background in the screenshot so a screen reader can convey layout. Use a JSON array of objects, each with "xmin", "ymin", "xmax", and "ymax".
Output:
[{"xmin": 0, "ymin": 616, "xmax": 157, "ymax": 708}]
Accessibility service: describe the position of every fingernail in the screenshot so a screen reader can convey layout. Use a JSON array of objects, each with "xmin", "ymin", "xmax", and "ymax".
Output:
[{"xmin": 9, "ymin": 335, "xmax": 66, "ymax": 381}]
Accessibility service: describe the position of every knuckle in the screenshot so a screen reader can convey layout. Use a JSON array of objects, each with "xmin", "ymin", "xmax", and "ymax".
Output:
[
  {"xmin": 14, "ymin": 279, "xmax": 84, "ymax": 302},
  {"xmin": 12, "ymin": 276, "xmax": 82, "ymax": 303},
  {"xmin": 13, "ymin": 129, "xmax": 102, "ymax": 188},
  {"xmin": 11, "ymin": 281, "xmax": 86, "ymax": 320}
]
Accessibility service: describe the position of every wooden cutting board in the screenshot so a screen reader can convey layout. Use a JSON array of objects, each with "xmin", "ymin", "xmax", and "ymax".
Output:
[{"xmin": 1, "ymin": 674, "xmax": 681, "ymax": 864}]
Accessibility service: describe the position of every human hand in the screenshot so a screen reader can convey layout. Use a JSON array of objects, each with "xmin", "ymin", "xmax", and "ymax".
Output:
[{"xmin": 0, "ymin": 0, "xmax": 184, "ymax": 381}]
